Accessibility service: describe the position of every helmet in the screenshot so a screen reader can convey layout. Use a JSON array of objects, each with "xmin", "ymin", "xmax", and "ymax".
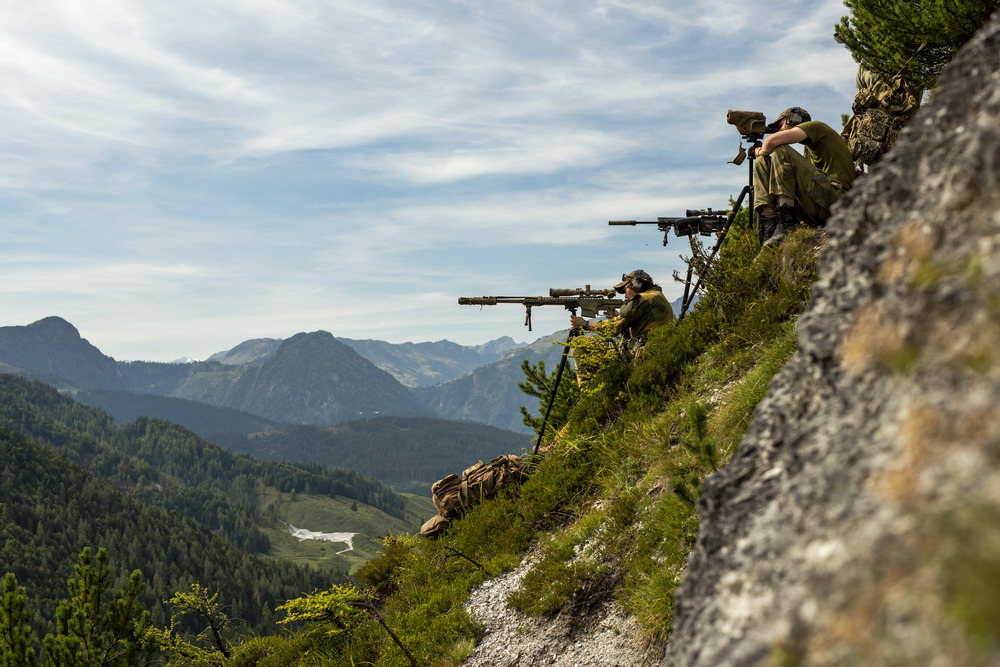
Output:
[
  {"xmin": 614, "ymin": 269, "xmax": 654, "ymax": 294},
  {"xmin": 765, "ymin": 106, "xmax": 811, "ymax": 133}
]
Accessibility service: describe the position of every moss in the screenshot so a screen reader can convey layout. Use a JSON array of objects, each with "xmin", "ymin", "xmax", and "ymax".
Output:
[{"xmin": 940, "ymin": 505, "xmax": 1000, "ymax": 654}]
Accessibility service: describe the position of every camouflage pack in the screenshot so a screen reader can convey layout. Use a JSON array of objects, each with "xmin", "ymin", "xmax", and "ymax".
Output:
[{"xmin": 842, "ymin": 73, "xmax": 922, "ymax": 166}]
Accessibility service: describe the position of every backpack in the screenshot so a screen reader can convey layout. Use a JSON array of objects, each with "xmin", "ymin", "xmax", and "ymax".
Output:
[
  {"xmin": 842, "ymin": 73, "xmax": 921, "ymax": 167},
  {"xmin": 426, "ymin": 454, "xmax": 529, "ymax": 526},
  {"xmin": 418, "ymin": 514, "xmax": 452, "ymax": 538}
]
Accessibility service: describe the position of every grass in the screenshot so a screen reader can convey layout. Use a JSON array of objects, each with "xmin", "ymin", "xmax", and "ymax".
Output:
[{"xmin": 258, "ymin": 486, "xmax": 434, "ymax": 575}]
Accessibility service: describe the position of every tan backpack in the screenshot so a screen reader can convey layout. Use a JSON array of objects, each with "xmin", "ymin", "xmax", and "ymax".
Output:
[
  {"xmin": 418, "ymin": 514, "xmax": 452, "ymax": 538},
  {"xmin": 421, "ymin": 454, "xmax": 529, "ymax": 537}
]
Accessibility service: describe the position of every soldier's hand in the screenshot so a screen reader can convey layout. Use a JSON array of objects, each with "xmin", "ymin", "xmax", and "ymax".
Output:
[{"xmin": 570, "ymin": 315, "xmax": 586, "ymax": 329}]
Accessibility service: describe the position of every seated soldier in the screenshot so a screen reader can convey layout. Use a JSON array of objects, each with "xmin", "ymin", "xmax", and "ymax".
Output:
[
  {"xmin": 569, "ymin": 269, "xmax": 673, "ymax": 359},
  {"xmin": 751, "ymin": 107, "xmax": 858, "ymax": 247}
]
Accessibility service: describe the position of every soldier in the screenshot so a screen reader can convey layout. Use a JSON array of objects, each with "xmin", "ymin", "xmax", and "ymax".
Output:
[
  {"xmin": 750, "ymin": 107, "xmax": 858, "ymax": 247},
  {"xmin": 569, "ymin": 269, "xmax": 673, "ymax": 359}
]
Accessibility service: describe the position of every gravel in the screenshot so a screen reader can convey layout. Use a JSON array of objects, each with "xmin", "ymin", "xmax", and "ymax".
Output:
[{"xmin": 462, "ymin": 552, "xmax": 664, "ymax": 666}]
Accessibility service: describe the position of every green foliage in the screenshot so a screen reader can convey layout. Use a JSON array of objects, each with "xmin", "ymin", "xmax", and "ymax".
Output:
[
  {"xmin": 517, "ymin": 354, "xmax": 579, "ymax": 437},
  {"xmin": 0, "ymin": 396, "xmax": 331, "ymax": 640},
  {"xmin": 1, "ymin": 573, "xmax": 39, "ymax": 667},
  {"xmin": 834, "ymin": 0, "xmax": 999, "ymax": 90},
  {"xmin": 148, "ymin": 584, "xmax": 233, "ymax": 664},
  {"xmin": 938, "ymin": 505, "xmax": 1000, "ymax": 654},
  {"xmin": 353, "ymin": 534, "xmax": 422, "ymax": 600},
  {"xmin": 41, "ymin": 548, "xmax": 157, "ymax": 667},
  {"xmin": 669, "ymin": 402, "xmax": 717, "ymax": 505},
  {"xmin": 276, "ymin": 586, "xmax": 367, "ymax": 634},
  {"xmin": 507, "ymin": 512, "xmax": 607, "ymax": 616}
]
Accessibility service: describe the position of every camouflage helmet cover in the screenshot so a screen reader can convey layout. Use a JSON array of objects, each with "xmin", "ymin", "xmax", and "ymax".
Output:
[
  {"xmin": 614, "ymin": 269, "xmax": 654, "ymax": 294},
  {"xmin": 765, "ymin": 106, "xmax": 811, "ymax": 133}
]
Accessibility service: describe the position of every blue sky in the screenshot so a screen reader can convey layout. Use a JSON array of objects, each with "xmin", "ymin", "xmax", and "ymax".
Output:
[{"xmin": 1, "ymin": 0, "xmax": 858, "ymax": 362}]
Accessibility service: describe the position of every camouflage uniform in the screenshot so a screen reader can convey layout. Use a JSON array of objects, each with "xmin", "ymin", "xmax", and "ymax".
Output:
[
  {"xmin": 611, "ymin": 285, "xmax": 674, "ymax": 359},
  {"xmin": 753, "ymin": 120, "xmax": 857, "ymax": 228},
  {"xmin": 841, "ymin": 67, "xmax": 922, "ymax": 168}
]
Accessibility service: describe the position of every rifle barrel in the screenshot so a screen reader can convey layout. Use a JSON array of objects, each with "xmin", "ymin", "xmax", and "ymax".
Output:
[{"xmin": 608, "ymin": 220, "xmax": 658, "ymax": 226}]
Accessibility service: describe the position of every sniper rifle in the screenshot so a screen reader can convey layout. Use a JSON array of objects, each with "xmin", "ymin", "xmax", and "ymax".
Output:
[
  {"xmin": 458, "ymin": 286, "xmax": 624, "ymax": 332},
  {"xmin": 459, "ymin": 286, "xmax": 622, "ymax": 457},
  {"xmin": 608, "ymin": 208, "xmax": 730, "ymax": 247}
]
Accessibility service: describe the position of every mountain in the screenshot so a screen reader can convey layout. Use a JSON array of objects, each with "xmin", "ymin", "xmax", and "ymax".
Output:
[
  {"xmin": 0, "ymin": 316, "xmax": 128, "ymax": 391},
  {"xmin": 208, "ymin": 337, "xmax": 283, "ymax": 364},
  {"xmin": 337, "ymin": 335, "xmax": 524, "ymax": 387},
  {"xmin": 215, "ymin": 417, "xmax": 533, "ymax": 495},
  {"xmin": 412, "ymin": 331, "xmax": 568, "ymax": 433},
  {"xmin": 222, "ymin": 331, "xmax": 433, "ymax": 424},
  {"xmin": 119, "ymin": 330, "xmax": 434, "ymax": 425},
  {"xmin": 208, "ymin": 334, "xmax": 526, "ymax": 388}
]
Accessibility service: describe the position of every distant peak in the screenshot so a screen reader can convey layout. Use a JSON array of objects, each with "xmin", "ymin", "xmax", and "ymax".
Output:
[{"xmin": 30, "ymin": 315, "xmax": 78, "ymax": 329}]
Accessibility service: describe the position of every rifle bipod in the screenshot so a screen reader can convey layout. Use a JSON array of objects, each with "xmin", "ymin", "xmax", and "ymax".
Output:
[{"xmin": 531, "ymin": 327, "xmax": 580, "ymax": 457}]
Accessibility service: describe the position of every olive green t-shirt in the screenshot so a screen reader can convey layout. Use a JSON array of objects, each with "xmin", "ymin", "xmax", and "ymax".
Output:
[{"xmin": 799, "ymin": 120, "xmax": 857, "ymax": 190}]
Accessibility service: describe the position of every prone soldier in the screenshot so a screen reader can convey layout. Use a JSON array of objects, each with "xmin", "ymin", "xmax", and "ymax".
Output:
[{"xmin": 569, "ymin": 269, "xmax": 673, "ymax": 359}]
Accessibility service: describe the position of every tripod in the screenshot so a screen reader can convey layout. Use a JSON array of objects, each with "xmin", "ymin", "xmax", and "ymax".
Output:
[
  {"xmin": 677, "ymin": 137, "xmax": 759, "ymax": 320},
  {"xmin": 531, "ymin": 325, "xmax": 580, "ymax": 457}
]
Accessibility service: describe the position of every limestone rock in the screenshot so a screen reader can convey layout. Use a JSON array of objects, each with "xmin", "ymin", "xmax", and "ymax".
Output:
[{"xmin": 665, "ymin": 12, "xmax": 1000, "ymax": 666}]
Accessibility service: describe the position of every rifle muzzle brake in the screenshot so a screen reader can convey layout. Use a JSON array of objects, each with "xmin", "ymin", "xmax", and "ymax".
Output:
[{"xmin": 458, "ymin": 297, "xmax": 498, "ymax": 305}]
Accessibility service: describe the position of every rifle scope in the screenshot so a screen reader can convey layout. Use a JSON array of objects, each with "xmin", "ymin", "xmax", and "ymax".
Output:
[
  {"xmin": 548, "ymin": 287, "xmax": 616, "ymax": 298},
  {"xmin": 686, "ymin": 208, "xmax": 729, "ymax": 217}
]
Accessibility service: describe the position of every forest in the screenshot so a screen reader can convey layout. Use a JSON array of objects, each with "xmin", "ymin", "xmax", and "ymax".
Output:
[{"xmin": 0, "ymin": 373, "xmax": 417, "ymax": 646}]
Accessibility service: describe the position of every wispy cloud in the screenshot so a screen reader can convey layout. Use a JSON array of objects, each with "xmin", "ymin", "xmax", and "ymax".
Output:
[{"xmin": 0, "ymin": 0, "xmax": 859, "ymax": 360}]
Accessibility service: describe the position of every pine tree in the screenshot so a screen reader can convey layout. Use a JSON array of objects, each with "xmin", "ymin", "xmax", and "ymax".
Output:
[
  {"xmin": 517, "ymin": 358, "xmax": 578, "ymax": 436},
  {"xmin": 41, "ymin": 548, "xmax": 156, "ymax": 667},
  {"xmin": 0, "ymin": 573, "xmax": 39, "ymax": 667},
  {"xmin": 834, "ymin": 0, "xmax": 999, "ymax": 90}
]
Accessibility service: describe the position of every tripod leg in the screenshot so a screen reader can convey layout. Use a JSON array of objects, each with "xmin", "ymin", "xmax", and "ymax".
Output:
[{"xmin": 532, "ymin": 334, "xmax": 574, "ymax": 457}]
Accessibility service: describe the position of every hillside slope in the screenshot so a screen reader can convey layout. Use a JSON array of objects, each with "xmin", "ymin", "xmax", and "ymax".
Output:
[
  {"xmin": 218, "ymin": 417, "xmax": 532, "ymax": 494},
  {"xmin": 0, "ymin": 373, "xmax": 431, "ymax": 637}
]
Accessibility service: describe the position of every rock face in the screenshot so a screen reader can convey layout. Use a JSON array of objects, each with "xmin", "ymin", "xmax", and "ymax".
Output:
[{"xmin": 665, "ymin": 13, "xmax": 1000, "ymax": 667}]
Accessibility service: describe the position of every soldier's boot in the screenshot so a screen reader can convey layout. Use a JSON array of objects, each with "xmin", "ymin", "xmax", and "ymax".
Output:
[
  {"xmin": 761, "ymin": 205, "xmax": 799, "ymax": 248},
  {"xmin": 757, "ymin": 210, "xmax": 779, "ymax": 246}
]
